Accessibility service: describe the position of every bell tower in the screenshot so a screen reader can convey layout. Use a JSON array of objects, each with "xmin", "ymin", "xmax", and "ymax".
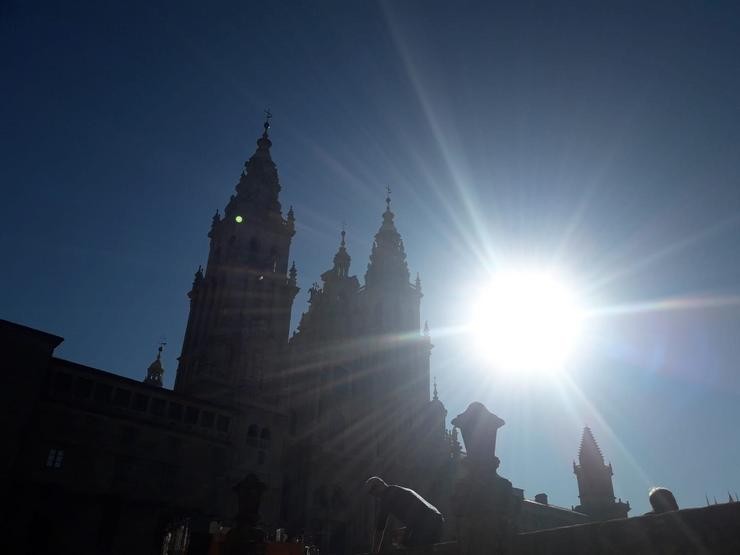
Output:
[
  {"xmin": 175, "ymin": 116, "xmax": 299, "ymax": 403},
  {"xmin": 573, "ymin": 427, "xmax": 630, "ymax": 520}
]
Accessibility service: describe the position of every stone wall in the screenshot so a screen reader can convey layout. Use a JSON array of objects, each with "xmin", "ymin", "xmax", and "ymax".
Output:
[{"xmin": 516, "ymin": 503, "xmax": 740, "ymax": 555}]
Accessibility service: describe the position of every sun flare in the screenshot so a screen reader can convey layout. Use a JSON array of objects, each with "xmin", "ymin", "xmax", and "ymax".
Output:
[{"xmin": 469, "ymin": 269, "xmax": 583, "ymax": 375}]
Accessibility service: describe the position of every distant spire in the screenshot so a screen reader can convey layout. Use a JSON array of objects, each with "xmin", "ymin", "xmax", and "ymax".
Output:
[
  {"xmin": 230, "ymin": 115, "xmax": 282, "ymax": 214},
  {"xmin": 365, "ymin": 191, "xmax": 410, "ymax": 288},
  {"xmin": 263, "ymin": 108, "xmax": 272, "ymax": 136},
  {"xmin": 432, "ymin": 376, "xmax": 439, "ymax": 401},
  {"xmin": 332, "ymin": 227, "xmax": 351, "ymax": 278},
  {"xmin": 578, "ymin": 426, "xmax": 605, "ymax": 466},
  {"xmin": 144, "ymin": 341, "xmax": 166, "ymax": 387},
  {"xmin": 256, "ymin": 109, "xmax": 273, "ymax": 151},
  {"xmin": 385, "ymin": 185, "xmax": 392, "ymax": 211}
]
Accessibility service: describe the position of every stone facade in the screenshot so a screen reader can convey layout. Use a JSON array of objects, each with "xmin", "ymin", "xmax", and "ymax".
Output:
[{"xmin": 1, "ymin": 122, "xmax": 633, "ymax": 555}]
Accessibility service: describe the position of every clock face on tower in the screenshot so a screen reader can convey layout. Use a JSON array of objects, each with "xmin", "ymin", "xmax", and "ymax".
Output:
[{"xmin": 235, "ymin": 215, "xmax": 244, "ymax": 223}]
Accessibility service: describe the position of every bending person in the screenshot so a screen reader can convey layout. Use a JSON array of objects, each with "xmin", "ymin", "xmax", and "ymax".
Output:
[{"xmin": 365, "ymin": 476, "xmax": 443, "ymax": 552}]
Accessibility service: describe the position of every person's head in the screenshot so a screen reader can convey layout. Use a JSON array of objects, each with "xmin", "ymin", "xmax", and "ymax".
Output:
[
  {"xmin": 649, "ymin": 487, "xmax": 679, "ymax": 513},
  {"xmin": 365, "ymin": 476, "xmax": 388, "ymax": 497}
]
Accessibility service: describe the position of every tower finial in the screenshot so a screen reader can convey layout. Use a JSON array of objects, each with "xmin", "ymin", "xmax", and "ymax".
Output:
[
  {"xmin": 263, "ymin": 108, "xmax": 272, "ymax": 136},
  {"xmin": 385, "ymin": 185, "xmax": 392, "ymax": 210},
  {"xmin": 340, "ymin": 221, "xmax": 346, "ymax": 247},
  {"xmin": 144, "ymin": 340, "xmax": 166, "ymax": 387},
  {"xmin": 433, "ymin": 376, "xmax": 439, "ymax": 400}
]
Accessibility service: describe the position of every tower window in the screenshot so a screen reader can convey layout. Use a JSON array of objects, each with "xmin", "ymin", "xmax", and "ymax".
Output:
[{"xmin": 46, "ymin": 448, "xmax": 64, "ymax": 469}]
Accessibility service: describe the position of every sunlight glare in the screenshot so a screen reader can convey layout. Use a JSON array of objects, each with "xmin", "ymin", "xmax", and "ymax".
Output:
[{"xmin": 470, "ymin": 270, "xmax": 583, "ymax": 375}]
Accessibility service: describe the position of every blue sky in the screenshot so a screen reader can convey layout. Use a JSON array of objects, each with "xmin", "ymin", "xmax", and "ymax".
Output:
[{"xmin": 3, "ymin": 0, "xmax": 740, "ymax": 514}]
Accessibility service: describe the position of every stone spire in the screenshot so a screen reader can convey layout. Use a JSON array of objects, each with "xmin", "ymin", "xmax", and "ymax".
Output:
[
  {"xmin": 332, "ymin": 229, "xmax": 351, "ymax": 278},
  {"xmin": 432, "ymin": 376, "xmax": 439, "ymax": 401},
  {"xmin": 229, "ymin": 111, "xmax": 282, "ymax": 216},
  {"xmin": 573, "ymin": 426, "xmax": 630, "ymax": 520},
  {"xmin": 578, "ymin": 426, "xmax": 605, "ymax": 467},
  {"xmin": 365, "ymin": 189, "xmax": 410, "ymax": 289},
  {"xmin": 144, "ymin": 342, "xmax": 166, "ymax": 387}
]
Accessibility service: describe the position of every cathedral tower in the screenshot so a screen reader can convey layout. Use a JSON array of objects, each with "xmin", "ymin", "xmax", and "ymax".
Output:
[
  {"xmin": 573, "ymin": 427, "xmax": 630, "ymax": 520},
  {"xmin": 357, "ymin": 192, "xmax": 429, "ymax": 410},
  {"xmin": 175, "ymin": 118, "xmax": 299, "ymax": 403}
]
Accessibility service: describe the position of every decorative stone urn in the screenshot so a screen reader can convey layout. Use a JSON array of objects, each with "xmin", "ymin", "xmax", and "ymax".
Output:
[
  {"xmin": 223, "ymin": 473, "xmax": 267, "ymax": 555},
  {"xmin": 450, "ymin": 402, "xmax": 520, "ymax": 555},
  {"xmin": 450, "ymin": 401, "xmax": 505, "ymax": 470}
]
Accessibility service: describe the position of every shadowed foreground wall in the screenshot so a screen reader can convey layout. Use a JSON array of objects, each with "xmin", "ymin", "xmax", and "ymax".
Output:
[{"xmin": 516, "ymin": 502, "xmax": 740, "ymax": 554}]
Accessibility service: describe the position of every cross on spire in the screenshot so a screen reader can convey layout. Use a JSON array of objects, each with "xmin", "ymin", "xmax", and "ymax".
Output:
[{"xmin": 263, "ymin": 108, "xmax": 272, "ymax": 135}]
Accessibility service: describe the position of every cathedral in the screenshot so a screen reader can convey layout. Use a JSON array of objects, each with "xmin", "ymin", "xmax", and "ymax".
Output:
[{"xmin": 0, "ymin": 119, "xmax": 630, "ymax": 555}]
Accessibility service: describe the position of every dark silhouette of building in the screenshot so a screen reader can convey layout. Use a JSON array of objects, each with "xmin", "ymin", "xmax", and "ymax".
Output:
[
  {"xmin": 1, "ymin": 120, "xmax": 630, "ymax": 554},
  {"xmin": 175, "ymin": 118, "xmax": 298, "ymax": 403},
  {"xmin": 573, "ymin": 426, "xmax": 630, "ymax": 520}
]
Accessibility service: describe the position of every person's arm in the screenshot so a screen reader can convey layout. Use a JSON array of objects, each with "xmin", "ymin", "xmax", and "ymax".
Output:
[{"xmin": 372, "ymin": 515, "xmax": 388, "ymax": 554}]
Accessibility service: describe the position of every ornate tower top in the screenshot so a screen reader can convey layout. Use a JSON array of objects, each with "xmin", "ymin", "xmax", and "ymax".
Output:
[
  {"xmin": 365, "ymin": 191, "xmax": 410, "ymax": 289},
  {"xmin": 578, "ymin": 426, "xmax": 605, "ymax": 467},
  {"xmin": 573, "ymin": 426, "xmax": 630, "ymax": 520},
  {"xmin": 144, "ymin": 342, "xmax": 166, "ymax": 387},
  {"xmin": 332, "ymin": 228, "xmax": 351, "ymax": 278},
  {"xmin": 227, "ymin": 111, "xmax": 283, "ymax": 218}
]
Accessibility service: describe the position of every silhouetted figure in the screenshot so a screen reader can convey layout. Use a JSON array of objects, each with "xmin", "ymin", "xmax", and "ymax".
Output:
[
  {"xmin": 365, "ymin": 476, "xmax": 444, "ymax": 552},
  {"xmin": 646, "ymin": 487, "xmax": 679, "ymax": 514}
]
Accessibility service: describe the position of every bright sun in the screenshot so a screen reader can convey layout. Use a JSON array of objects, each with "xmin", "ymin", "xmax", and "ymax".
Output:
[{"xmin": 469, "ymin": 269, "xmax": 583, "ymax": 375}]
